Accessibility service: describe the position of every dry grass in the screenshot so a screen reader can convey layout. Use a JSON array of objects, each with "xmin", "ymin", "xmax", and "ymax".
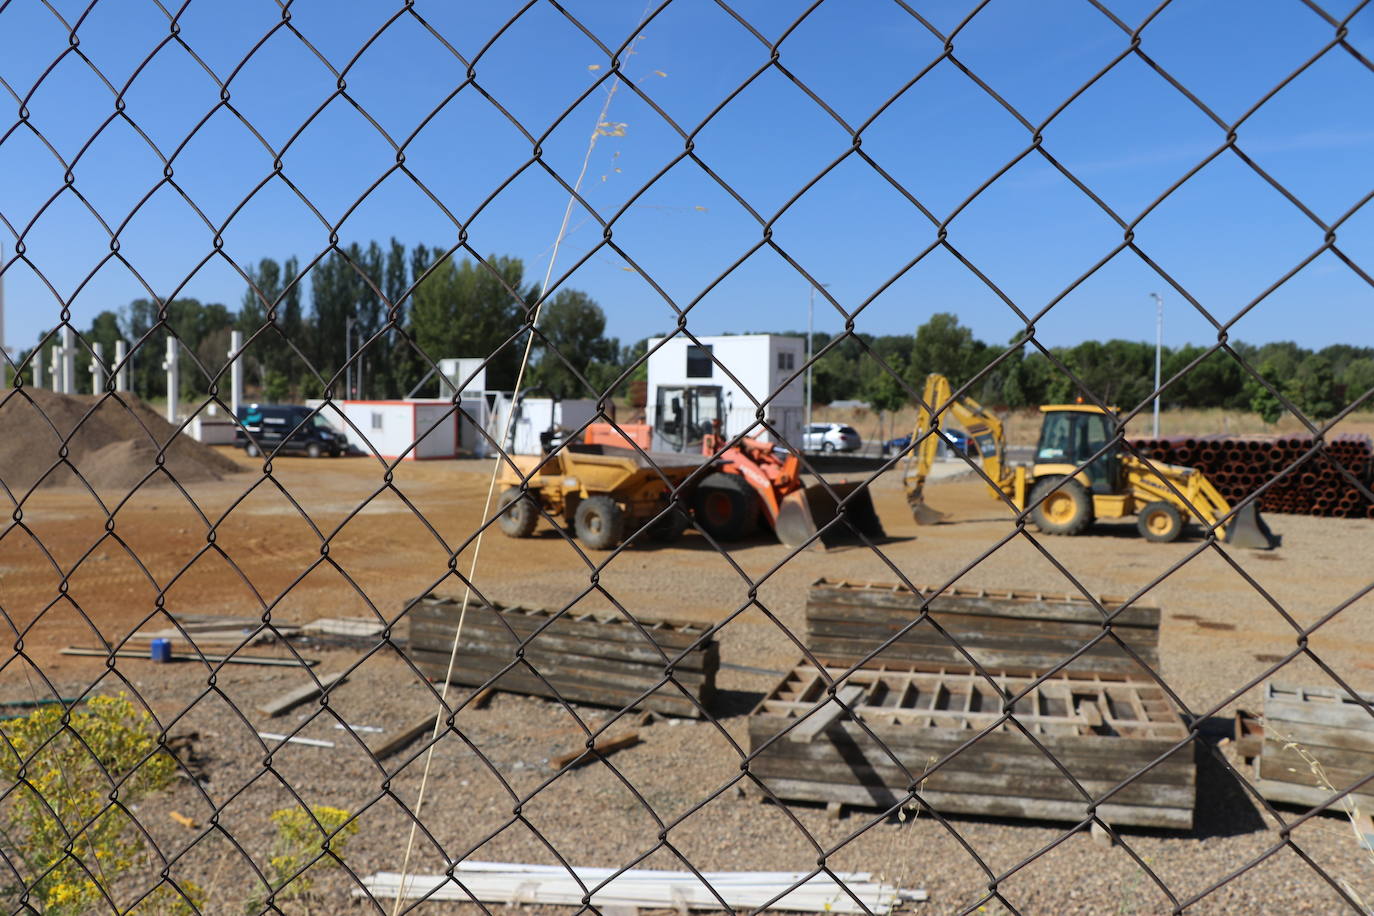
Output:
[{"xmin": 813, "ymin": 405, "xmax": 1374, "ymax": 448}]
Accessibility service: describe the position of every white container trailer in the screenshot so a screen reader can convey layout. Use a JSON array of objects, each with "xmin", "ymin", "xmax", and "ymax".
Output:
[
  {"xmin": 488, "ymin": 395, "xmax": 599, "ymax": 456},
  {"xmin": 645, "ymin": 334, "xmax": 804, "ymax": 452},
  {"xmin": 333, "ymin": 400, "xmax": 460, "ymax": 461}
]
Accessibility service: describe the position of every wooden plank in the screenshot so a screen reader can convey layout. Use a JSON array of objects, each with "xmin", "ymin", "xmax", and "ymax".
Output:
[
  {"xmin": 805, "ymin": 614, "xmax": 1162, "ymax": 652},
  {"xmin": 257, "ymin": 671, "xmax": 348, "ymax": 718},
  {"xmin": 409, "ymin": 647, "xmax": 712, "ymax": 694},
  {"xmin": 410, "ymin": 621, "xmax": 717, "ymax": 674},
  {"xmin": 60, "ymin": 647, "xmax": 317, "ymax": 668},
  {"xmin": 1257, "ymin": 755, "xmax": 1374, "ymax": 794},
  {"xmin": 1264, "ymin": 697, "xmax": 1374, "ymax": 732},
  {"xmin": 807, "ymin": 580, "xmax": 1161, "ymax": 628},
  {"xmin": 750, "ymin": 756, "xmax": 1194, "ymax": 807},
  {"xmin": 551, "ymin": 729, "xmax": 641, "ymax": 769},
  {"xmin": 807, "ymin": 642, "xmax": 1155, "ymax": 678},
  {"xmin": 412, "ymin": 598, "xmax": 709, "ymax": 648},
  {"xmin": 367, "ymin": 711, "xmax": 441, "ymax": 760},
  {"xmin": 1261, "ymin": 717, "xmax": 1374, "ymax": 756},
  {"xmin": 755, "ymin": 777, "xmax": 1192, "ymax": 829},
  {"xmin": 1252, "ymin": 776, "xmax": 1374, "ymax": 815},
  {"xmin": 788, "ymin": 685, "xmax": 866, "ymax": 743}
]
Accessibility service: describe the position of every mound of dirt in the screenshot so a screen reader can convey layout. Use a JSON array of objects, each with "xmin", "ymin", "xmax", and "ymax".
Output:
[{"xmin": 0, "ymin": 389, "xmax": 242, "ymax": 496}]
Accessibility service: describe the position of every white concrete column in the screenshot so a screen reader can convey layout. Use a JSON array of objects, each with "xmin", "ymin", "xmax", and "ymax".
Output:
[
  {"xmin": 163, "ymin": 337, "xmax": 179, "ymax": 423},
  {"xmin": 90, "ymin": 342, "xmax": 104, "ymax": 393},
  {"xmin": 31, "ymin": 346, "xmax": 43, "ymax": 389},
  {"xmin": 114, "ymin": 339, "xmax": 130, "ymax": 393},
  {"xmin": 229, "ymin": 329, "xmax": 243, "ymax": 417},
  {"xmin": 50, "ymin": 344, "xmax": 61, "ymax": 392},
  {"xmin": 60, "ymin": 326, "xmax": 75, "ymax": 394}
]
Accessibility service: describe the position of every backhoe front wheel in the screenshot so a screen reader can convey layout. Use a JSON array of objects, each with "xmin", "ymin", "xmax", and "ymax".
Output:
[
  {"xmin": 1137, "ymin": 500, "xmax": 1184, "ymax": 543},
  {"xmin": 574, "ymin": 496, "xmax": 625, "ymax": 550},
  {"xmin": 1029, "ymin": 477, "xmax": 1093, "ymax": 536}
]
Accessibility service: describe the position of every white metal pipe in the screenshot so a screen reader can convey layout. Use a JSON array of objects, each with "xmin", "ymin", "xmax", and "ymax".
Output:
[
  {"xmin": 61, "ymin": 325, "xmax": 75, "ymax": 394},
  {"xmin": 163, "ymin": 336, "xmax": 179, "ymax": 423},
  {"xmin": 114, "ymin": 339, "xmax": 129, "ymax": 393},
  {"xmin": 90, "ymin": 342, "xmax": 104, "ymax": 393},
  {"xmin": 50, "ymin": 344, "xmax": 61, "ymax": 392},
  {"xmin": 229, "ymin": 329, "xmax": 243, "ymax": 417},
  {"xmin": 31, "ymin": 346, "xmax": 43, "ymax": 389},
  {"xmin": 1150, "ymin": 292, "xmax": 1163, "ymax": 438}
]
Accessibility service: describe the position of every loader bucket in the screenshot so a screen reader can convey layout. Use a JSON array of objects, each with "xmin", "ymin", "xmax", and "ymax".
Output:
[
  {"xmin": 774, "ymin": 481, "xmax": 886, "ymax": 550},
  {"xmin": 1224, "ymin": 502, "xmax": 1281, "ymax": 550}
]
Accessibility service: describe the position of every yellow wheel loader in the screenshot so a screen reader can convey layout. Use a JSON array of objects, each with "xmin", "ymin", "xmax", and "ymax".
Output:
[{"xmin": 902, "ymin": 374, "xmax": 1279, "ymax": 549}]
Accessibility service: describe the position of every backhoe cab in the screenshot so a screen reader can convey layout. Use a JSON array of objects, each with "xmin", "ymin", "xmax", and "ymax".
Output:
[{"xmin": 903, "ymin": 376, "xmax": 1279, "ymax": 549}]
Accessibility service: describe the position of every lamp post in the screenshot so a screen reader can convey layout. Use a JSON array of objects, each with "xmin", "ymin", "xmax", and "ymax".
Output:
[
  {"xmin": 1150, "ymin": 292, "xmax": 1163, "ymax": 438},
  {"xmin": 805, "ymin": 282, "xmax": 829, "ymax": 444}
]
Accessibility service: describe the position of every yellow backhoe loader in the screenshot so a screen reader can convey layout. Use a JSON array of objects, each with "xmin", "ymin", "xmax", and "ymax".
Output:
[{"xmin": 902, "ymin": 374, "xmax": 1279, "ymax": 548}]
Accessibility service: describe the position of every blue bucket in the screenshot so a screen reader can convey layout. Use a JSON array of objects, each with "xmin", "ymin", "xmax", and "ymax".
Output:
[{"xmin": 149, "ymin": 638, "xmax": 173, "ymax": 663}]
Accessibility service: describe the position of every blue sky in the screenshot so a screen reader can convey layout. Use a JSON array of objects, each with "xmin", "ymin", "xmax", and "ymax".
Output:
[{"xmin": 1, "ymin": 0, "xmax": 1371, "ymax": 357}]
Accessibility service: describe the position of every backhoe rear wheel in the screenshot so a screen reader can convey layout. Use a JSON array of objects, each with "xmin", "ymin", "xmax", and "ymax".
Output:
[
  {"xmin": 496, "ymin": 487, "xmax": 538, "ymax": 538},
  {"xmin": 574, "ymin": 496, "xmax": 625, "ymax": 550},
  {"xmin": 1137, "ymin": 500, "xmax": 1184, "ymax": 543},
  {"xmin": 691, "ymin": 473, "xmax": 759, "ymax": 541},
  {"xmin": 1029, "ymin": 477, "xmax": 1093, "ymax": 536}
]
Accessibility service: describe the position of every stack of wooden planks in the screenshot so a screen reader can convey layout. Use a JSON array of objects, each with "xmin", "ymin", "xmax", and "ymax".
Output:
[
  {"xmin": 748, "ymin": 579, "xmax": 1195, "ymax": 828},
  {"xmin": 748, "ymin": 663, "xmax": 1195, "ymax": 828},
  {"xmin": 804, "ymin": 579, "xmax": 1160, "ymax": 676},
  {"xmin": 408, "ymin": 595, "xmax": 718, "ymax": 718},
  {"xmin": 1252, "ymin": 682, "xmax": 1374, "ymax": 814}
]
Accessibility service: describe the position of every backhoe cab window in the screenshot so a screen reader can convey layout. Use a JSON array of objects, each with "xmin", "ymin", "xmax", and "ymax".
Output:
[{"xmin": 1037, "ymin": 411, "xmax": 1114, "ymax": 465}]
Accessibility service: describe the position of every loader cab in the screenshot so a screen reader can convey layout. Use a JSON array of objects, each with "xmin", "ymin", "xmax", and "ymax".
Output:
[
  {"xmin": 1034, "ymin": 406, "xmax": 1122, "ymax": 493},
  {"xmin": 653, "ymin": 385, "xmax": 724, "ymax": 453}
]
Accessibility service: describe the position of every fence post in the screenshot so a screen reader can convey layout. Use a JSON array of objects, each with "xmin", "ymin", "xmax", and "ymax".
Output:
[
  {"xmin": 31, "ymin": 346, "xmax": 43, "ymax": 389},
  {"xmin": 61, "ymin": 325, "xmax": 75, "ymax": 394},
  {"xmin": 50, "ymin": 343, "xmax": 61, "ymax": 392},
  {"xmin": 90, "ymin": 342, "xmax": 104, "ymax": 393}
]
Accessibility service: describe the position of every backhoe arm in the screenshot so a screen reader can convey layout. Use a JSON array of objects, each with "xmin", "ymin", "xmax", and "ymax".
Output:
[{"xmin": 902, "ymin": 374, "xmax": 1013, "ymax": 524}]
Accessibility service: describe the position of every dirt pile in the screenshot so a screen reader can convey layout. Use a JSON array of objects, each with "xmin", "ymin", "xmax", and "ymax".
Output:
[{"xmin": 0, "ymin": 389, "xmax": 241, "ymax": 496}]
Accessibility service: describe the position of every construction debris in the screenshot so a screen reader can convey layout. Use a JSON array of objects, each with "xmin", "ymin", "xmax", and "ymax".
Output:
[
  {"xmin": 257, "ymin": 671, "xmax": 348, "ymax": 717},
  {"xmin": 408, "ymin": 595, "xmax": 718, "ymax": 718},
  {"xmin": 169, "ymin": 811, "xmax": 198, "ymax": 829},
  {"xmin": 356, "ymin": 862, "xmax": 926, "ymax": 912},
  {"xmin": 299, "ymin": 617, "xmax": 386, "ymax": 638},
  {"xmin": 255, "ymin": 732, "xmax": 334, "ymax": 749},
  {"xmin": 1251, "ymin": 682, "xmax": 1374, "ymax": 814},
  {"xmin": 366, "ymin": 711, "xmax": 440, "ymax": 760},
  {"xmin": 61, "ymin": 647, "xmax": 317, "ymax": 668}
]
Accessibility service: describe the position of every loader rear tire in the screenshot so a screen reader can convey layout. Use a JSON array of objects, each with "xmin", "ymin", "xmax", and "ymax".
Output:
[
  {"xmin": 1137, "ymin": 500, "xmax": 1184, "ymax": 543},
  {"xmin": 692, "ymin": 473, "xmax": 759, "ymax": 541},
  {"xmin": 1029, "ymin": 477, "xmax": 1093, "ymax": 536},
  {"xmin": 574, "ymin": 496, "xmax": 624, "ymax": 550},
  {"xmin": 496, "ymin": 487, "xmax": 538, "ymax": 538},
  {"xmin": 648, "ymin": 505, "xmax": 691, "ymax": 543}
]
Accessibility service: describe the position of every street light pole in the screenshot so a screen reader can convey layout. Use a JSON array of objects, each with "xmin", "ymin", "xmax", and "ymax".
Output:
[
  {"xmin": 805, "ymin": 282, "xmax": 829, "ymax": 442},
  {"xmin": 1150, "ymin": 292, "xmax": 1163, "ymax": 438},
  {"xmin": 344, "ymin": 317, "xmax": 355, "ymax": 400}
]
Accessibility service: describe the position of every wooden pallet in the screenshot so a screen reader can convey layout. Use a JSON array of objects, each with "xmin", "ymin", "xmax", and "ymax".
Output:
[
  {"xmin": 1252, "ymin": 683, "xmax": 1374, "ymax": 814},
  {"xmin": 805, "ymin": 579, "xmax": 1161, "ymax": 676},
  {"xmin": 748, "ymin": 663, "xmax": 1194, "ymax": 828},
  {"xmin": 408, "ymin": 595, "xmax": 718, "ymax": 718}
]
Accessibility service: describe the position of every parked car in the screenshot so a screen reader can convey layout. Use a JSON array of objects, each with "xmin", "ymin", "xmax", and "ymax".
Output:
[
  {"xmin": 883, "ymin": 428, "xmax": 974, "ymax": 457},
  {"xmin": 235, "ymin": 404, "xmax": 346, "ymax": 458},
  {"xmin": 804, "ymin": 423, "xmax": 862, "ymax": 453}
]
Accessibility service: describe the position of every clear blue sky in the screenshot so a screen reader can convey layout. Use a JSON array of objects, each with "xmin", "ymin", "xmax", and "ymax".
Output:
[{"xmin": 1, "ymin": 0, "xmax": 1371, "ymax": 356}]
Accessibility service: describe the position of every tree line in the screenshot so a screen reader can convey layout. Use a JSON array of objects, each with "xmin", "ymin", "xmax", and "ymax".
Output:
[
  {"xmin": 13, "ymin": 238, "xmax": 1371, "ymax": 423},
  {"xmin": 13, "ymin": 240, "xmax": 626, "ymax": 406}
]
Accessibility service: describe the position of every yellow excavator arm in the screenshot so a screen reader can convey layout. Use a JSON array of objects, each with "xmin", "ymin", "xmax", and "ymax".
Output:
[{"xmin": 902, "ymin": 374, "xmax": 1017, "ymax": 523}]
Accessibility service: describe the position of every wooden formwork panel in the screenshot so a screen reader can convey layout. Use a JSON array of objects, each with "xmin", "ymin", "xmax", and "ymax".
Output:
[
  {"xmin": 748, "ymin": 664, "xmax": 1195, "ymax": 829},
  {"xmin": 1254, "ymin": 683, "xmax": 1374, "ymax": 814},
  {"xmin": 805, "ymin": 579, "xmax": 1161, "ymax": 677},
  {"xmin": 408, "ymin": 595, "xmax": 718, "ymax": 718}
]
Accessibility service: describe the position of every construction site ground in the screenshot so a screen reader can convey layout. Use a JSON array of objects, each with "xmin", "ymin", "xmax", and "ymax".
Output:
[{"xmin": 3, "ymin": 448, "xmax": 1373, "ymax": 913}]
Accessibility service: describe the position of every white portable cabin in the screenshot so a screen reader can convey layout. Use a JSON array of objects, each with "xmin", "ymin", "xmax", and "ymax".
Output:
[
  {"xmin": 645, "ymin": 334, "xmax": 805, "ymax": 451},
  {"xmin": 306, "ymin": 399, "xmax": 461, "ymax": 461},
  {"xmin": 487, "ymin": 395, "xmax": 599, "ymax": 456}
]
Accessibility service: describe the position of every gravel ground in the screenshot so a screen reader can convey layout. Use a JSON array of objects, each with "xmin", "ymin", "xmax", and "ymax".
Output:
[{"xmin": 4, "ymin": 453, "xmax": 1374, "ymax": 913}]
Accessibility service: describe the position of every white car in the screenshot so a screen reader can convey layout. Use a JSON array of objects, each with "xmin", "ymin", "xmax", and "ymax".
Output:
[{"xmin": 804, "ymin": 423, "xmax": 862, "ymax": 453}]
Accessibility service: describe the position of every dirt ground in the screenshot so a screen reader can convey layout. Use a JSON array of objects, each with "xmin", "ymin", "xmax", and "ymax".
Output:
[{"xmin": 4, "ymin": 448, "xmax": 1374, "ymax": 913}]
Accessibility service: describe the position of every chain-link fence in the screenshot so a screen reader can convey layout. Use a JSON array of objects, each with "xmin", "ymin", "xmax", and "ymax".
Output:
[{"xmin": 2, "ymin": 0, "xmax": 1374, "ymax": 913}]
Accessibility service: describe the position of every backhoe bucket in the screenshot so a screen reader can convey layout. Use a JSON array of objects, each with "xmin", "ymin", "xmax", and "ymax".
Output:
[
  {"xmin": 907, "ymin": 493, "xmax": 950, "ymax": 526},
  {"xmin": 775, "ymin": 482, "xmax": 886, "ymax": 550},
  {"xmin": 1224, "ymin": 502, "xmax": 1281, "ymax": 550}
]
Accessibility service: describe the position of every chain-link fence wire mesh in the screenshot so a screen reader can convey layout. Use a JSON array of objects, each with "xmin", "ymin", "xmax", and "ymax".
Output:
[{"xmin": 1, "ymin": 0, "xmax": 1373, "ymax": 912}]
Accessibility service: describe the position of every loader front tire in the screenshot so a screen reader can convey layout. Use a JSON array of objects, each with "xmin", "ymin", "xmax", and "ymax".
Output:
[
  {"xmin": 1029, "ymin": 477, "xmax": 1093, "ymax": 536},
  {"xmin": 1137, "ymin": 500, "xmax": 1184, "ymax": 543},
  {"xmin": 692, "ymin": 473, "xmax": 759, "ymax": 541},
  {"xmin": 575, "ymin": 496, "xmax": 624, "ymax": 550},
  {"xmin": 496, "ymin": 487, "xmax": 539, "ymax": 538}
]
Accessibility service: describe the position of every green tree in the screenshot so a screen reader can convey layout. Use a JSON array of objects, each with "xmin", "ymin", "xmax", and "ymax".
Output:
[
  {"xmin": 530, "ymin": 289, "xmax": 619, "ymax": 398},
  {"xmin": 911, "ymin": 313, "xmax": 989, "ymax": 388},
  {"xmin": 409, "ymin": 254, "xmax": 532, "ymax": 391}
]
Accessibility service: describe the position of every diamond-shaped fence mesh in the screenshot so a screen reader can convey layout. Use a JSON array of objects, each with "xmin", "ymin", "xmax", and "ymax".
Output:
[{"xmin": 1, "ymin": 0, "xmax": 1373, "ymax": 913}]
